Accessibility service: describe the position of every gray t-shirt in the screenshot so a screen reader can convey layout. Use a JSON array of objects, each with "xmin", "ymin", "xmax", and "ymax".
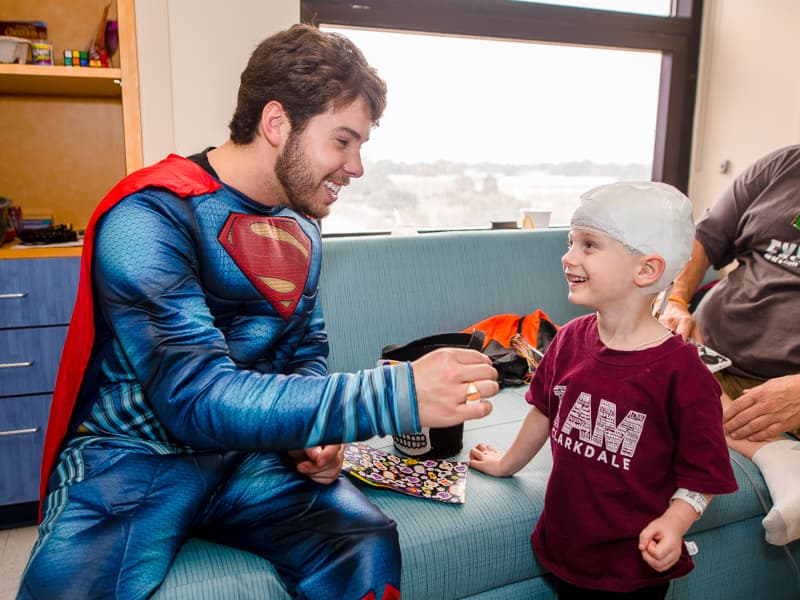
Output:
[{"xmin": 694, "ymin": 145, "xmax": 800, "ymax": 379}]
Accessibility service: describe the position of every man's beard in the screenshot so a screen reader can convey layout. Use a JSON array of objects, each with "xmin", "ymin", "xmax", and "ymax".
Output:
[{"xmin": 275, "ymin": 131, "xmax": 327, "ymax": 219}]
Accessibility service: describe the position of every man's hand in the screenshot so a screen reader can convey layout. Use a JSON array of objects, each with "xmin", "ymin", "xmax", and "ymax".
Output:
[
  {"xmin": 724, "ymin": 374, "xmax": 800, "ymax": 441},
  {"xmin": 654, "ymin": 239, "xmax": 711, "ymax": 342},
  {"xmin": 289, "ymin": 445, "xmax": 344, "ymax": 484},
  {"xmin": 656, "ymin": 298, "xmax": 701, "ymax": 341},
  {"xmin": 412, "ymin": 348, "xmax": 498, "ymax": 428}
]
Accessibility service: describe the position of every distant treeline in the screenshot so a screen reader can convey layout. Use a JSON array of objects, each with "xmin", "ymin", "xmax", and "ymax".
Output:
[{"xmin": 365, "ymin": 159, "xmax": 650, "ymax": 179}]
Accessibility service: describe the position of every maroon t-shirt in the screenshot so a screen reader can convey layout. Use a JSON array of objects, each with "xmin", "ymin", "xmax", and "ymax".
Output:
[{"xmin": 528, "ymin": 314, "xmax": 738, "ymax": 592}]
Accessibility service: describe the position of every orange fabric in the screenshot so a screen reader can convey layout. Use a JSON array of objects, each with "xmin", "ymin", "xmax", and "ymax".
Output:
[{"xmin": 463, "ymin": 309, "xmax": 558, "ymax": 348}]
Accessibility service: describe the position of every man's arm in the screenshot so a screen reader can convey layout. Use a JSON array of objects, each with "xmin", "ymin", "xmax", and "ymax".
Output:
[
  {"xmin": 285, "ymin": 296, "xmax": 329, "ymax": 377},
  {"xmin": 292, "ymin": 348, "xmax": 498, "ymax": 484},
  {"xmin": 95, "ymin": 198, "xmax": 496, "ymax": 453},
  {"xmin": 657, "ymin": 239, "xmax": 711, "ymax": 340}
]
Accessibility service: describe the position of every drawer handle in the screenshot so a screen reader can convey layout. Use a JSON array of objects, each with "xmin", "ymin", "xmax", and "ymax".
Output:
[
  {"xmin": 0, "ymin": 427, "xmax": 39, "ymax": 437},
  {"xmin": 0, "ymin": 361, "xmax": 34, "ymax": 369},
  {"xmin": 0, "ymin": 292, "xmax": 28, "ymax": 300}
]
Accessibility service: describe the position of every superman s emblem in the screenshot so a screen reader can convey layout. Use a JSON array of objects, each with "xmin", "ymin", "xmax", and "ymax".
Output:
[{"xmin": 218, "ymin": 214, "xmax": 312, "ymax": 319}]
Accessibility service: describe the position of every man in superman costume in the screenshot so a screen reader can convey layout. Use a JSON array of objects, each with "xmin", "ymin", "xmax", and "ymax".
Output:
[{"xmin": 18, "ymin": 24, "xmax": 497, "ymax": 600}]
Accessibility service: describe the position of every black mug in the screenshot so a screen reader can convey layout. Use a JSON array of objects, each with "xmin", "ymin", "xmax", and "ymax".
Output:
[{"xmin": 379, "ymin": 330, "xmax": 485, "ymax": 459}]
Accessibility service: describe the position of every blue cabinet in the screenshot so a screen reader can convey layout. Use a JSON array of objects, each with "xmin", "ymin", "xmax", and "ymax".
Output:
[
  {"xmin": 0, "ymin": 257, "xmax": 80, "ymax": 506},
  {"xmin": 0, "ymin": 394, "xmax": 51, "ymax": 505}
]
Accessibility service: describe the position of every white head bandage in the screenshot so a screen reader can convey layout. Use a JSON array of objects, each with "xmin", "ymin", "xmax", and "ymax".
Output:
[{"xmin": 571, "ymin": 181, "xmax": 695, "ymax": 293}]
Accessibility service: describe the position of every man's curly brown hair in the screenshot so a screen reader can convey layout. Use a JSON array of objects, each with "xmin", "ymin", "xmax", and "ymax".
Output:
[{"xmin": 229, "ymin": 23, "xmax": 387, "ymax": 144}]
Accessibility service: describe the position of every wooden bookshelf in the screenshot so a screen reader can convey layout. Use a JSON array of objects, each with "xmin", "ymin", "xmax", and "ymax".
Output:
[
  {"xmin": 0, "ymin": 64, "xmax": 123, "ymax": 97},
  {"xmin": 0, "ymin": 0, "xmax": 141, "ymax": 249}
]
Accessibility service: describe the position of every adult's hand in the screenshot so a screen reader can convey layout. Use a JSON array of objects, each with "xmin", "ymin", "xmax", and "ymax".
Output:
[
  {"xmin": 412, "ymin": 348, "xmax": 498, "ymax": 428},
  {"xmin": 724, "ymin": 374, "xmax": 800, "ymax": 441},
  {"xmin": 289, "ymin": 445, "xmax": 344, "ymax": 484},
  {"xmin": 655, "ymin": 239, "xmax": 711, "ymax": 342},
  {"xmin": 656, "ymin": 299, "xmax": 701, "ymax": 342}
]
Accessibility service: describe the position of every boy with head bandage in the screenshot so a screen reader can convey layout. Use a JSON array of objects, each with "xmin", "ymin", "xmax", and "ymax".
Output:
[{"xmin": 471, "ymin": 181, "xmax": 738, "ymax": 598}]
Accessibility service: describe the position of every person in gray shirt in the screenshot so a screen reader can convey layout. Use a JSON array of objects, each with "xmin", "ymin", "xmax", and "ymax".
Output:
[{"xmin": 658, "ymin": 144, "xmax": 800, "ymax": 547}]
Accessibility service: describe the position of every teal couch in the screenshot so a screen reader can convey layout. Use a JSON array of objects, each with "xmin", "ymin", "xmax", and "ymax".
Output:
[{"xmin": 154, "ymin": 229, "xmax": 800, "ymax": 599}]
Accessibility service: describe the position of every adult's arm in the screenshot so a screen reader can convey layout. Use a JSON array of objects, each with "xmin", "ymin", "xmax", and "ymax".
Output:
[
  {"xmin": 93, "ymin": 195, "xmax": 494, "ymax": 452},
  {"xmin": 656, "ymin": 239, "xmax": 711, "ymax": 341}
]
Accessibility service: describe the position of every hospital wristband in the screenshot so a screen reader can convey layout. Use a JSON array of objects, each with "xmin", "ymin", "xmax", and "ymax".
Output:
[
  {"xmin": 671, "ymin": 488, "xmax": 709, "ymax": 517},
  {"xmin": 668, "ymin": 295, "xmax": 689, "ymax": 309}
]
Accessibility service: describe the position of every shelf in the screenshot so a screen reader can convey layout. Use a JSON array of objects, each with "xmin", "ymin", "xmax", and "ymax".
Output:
[
  {"xmin": 0, "ymin": 243, "xmax": 83, "ymax": 260},
  {"xmin": 0, "ymin": 64, "xmax": 123, "ymax": 97}
]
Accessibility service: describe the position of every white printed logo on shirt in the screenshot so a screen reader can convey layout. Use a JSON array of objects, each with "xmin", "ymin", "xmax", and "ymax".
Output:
[
  {"xmin": 764, "ymin": 238, "xmax": 800, "ymax": 269},
  {"xmin": 552, "ymin": 391, "xmax": 647, "ymax": 471}
]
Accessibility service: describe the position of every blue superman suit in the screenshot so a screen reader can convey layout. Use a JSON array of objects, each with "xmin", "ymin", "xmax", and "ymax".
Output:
[{"xmin": 18, "ymin": 156, "xmax": 410, "ymax": 600}]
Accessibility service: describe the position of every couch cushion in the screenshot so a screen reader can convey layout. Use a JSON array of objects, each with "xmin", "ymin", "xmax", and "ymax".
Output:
[
  {"xmin": 155, "ymin": 538, "xmax": 287, "ymax": 599},
  {"xmin": 320, "ymin": 229, "xmax": 589, "ymax": 374},
  {"xmin": 156, "ymin": 388, "xmax": 800, "ymax": 599}
]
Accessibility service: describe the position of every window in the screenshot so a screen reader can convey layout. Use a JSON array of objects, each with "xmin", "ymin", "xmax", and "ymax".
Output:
[
  {"xmin": 513, "ymin": 0, "xmax": 672, "ymax": 17},
  {"xmin": 302, "ymin": 0, "xmax": 702, "ymax": 235}
]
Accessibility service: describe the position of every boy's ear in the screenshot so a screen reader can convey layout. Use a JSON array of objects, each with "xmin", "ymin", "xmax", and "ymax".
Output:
[
  {"xmin": 259, "ymin": 100, "xmax": 290, "ymax": 147},
  {"xmin": 635, "ymin": 254, "xmax": 666, "ymax": 289}
]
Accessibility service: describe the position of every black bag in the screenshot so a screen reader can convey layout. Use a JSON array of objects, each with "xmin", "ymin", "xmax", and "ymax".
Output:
[
  {"xmin": 464, "ymin": 311, "xmax": 559, "ymax": 387},
  {"xmin": 380, "ymin": 330, "xmax": 485, "ymax": 459}
]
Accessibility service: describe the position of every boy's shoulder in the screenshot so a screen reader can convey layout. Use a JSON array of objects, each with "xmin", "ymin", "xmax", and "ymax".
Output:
[
  {"xmin": 548, "ymin": 313, "xmax": 595, "ymax": 349},
  {"xmin": 559, "ymin": 313, "xmax": 596, "ymax": 334}
]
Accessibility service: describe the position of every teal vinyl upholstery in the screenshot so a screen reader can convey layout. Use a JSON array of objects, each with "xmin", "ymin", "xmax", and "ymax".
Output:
[{"xmin": 155, "ymin": 229, "xmax": 800, "ymax": 599}]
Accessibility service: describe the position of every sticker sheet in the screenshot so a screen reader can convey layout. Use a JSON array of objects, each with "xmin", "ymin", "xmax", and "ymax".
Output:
[{"xmin": 343, "ymin": 443, "xmax": 468, "ymax": 504}]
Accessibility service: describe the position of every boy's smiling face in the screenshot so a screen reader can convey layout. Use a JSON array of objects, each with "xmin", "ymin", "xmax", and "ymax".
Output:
[{"xmin": 562, "ymin": 228, "xmax": 645, "ymax": 309}]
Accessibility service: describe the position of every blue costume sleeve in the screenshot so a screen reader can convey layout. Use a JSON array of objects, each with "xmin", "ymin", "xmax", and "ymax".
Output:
[
  {"xmin": 91, "ymin": 191, "xmax": 419, "ymax": 451},
  {"xmin": 285, "ymin": 297, "xmax": 329, "ymax": 378}
]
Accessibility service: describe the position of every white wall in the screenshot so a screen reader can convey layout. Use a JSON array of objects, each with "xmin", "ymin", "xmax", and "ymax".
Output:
[
  {"xmin": 135, "ymin": 0, "xmax": 299, "ymax": 166},
  {"xmin": 688, "ymin": 0, "xmax": 800, "ymax": 215}
]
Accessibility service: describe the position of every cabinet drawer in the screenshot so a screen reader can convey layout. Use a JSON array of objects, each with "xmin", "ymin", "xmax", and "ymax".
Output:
[
  {"xmin": 0, "ymin": 257, "xmax": 80, "ymax": 328},
  {"xmin": 0, "ymin": 327, "xmax": 68, "ymax": 396},
  {"xmin": 0, "ymin": 393, "xmax": 50, "ymax": 505}
]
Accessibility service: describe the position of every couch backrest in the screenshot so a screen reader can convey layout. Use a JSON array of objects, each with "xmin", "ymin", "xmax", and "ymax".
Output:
[{"xmin": 319, "ymin": 228, "xmax": 590, "ymax": 373}]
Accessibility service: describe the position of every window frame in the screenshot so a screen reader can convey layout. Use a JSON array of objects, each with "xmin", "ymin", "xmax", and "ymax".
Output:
[{"xmin": 300, "ymin": 0, "xmax": 703, "ymax": 192}]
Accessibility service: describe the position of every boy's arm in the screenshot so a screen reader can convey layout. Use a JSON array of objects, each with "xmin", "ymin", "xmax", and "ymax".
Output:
[
  {"xmin": 639, "ymin": 492, "xmax": 713, "ymax": 572},
  {"xmin": 469, "ymin": 406, "xmax": 550, "ymax": 477}
]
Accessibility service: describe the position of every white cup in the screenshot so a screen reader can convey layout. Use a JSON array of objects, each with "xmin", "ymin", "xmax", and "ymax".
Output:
[{"xmin": 520, "ymin": 208, "xmax": 551, "ymax": 229}]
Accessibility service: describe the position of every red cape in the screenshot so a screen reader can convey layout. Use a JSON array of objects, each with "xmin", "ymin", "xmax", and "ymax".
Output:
[{"xmin": 39, "ymin": 154, "xmax": 221, "ymax": 514}]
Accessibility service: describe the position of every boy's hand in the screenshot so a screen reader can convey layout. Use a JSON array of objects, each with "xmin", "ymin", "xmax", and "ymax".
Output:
[
  {"xmin": 638, "ymin": 512, "xmax": 689, "ymax": 572},
  {"xmin": 469, "ymin": 442, "xmax": 511, "ymax": 477},
  {"xmin": 640, "ymin": 493, "xmax": 710, "ymax": 571}
]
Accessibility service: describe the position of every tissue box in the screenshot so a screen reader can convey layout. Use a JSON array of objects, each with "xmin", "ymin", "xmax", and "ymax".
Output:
[{"xmin": 0, "ymin": 35, "xmax": 30, "ymax": 64}]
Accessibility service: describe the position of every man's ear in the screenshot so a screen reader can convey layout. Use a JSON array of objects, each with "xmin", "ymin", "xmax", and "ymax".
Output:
[
  {"xmin": 259, "ymin": 100, "xmax": 290, "ymax": 147},
  {"xmin": 635, "ymin": 254, "xmax": 666, "ymax": 289}
]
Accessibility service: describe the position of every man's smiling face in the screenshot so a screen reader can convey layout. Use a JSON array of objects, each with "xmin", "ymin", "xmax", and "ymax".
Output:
[{"xmin": 275, "ymin": 97, "xmax": 372, "ymax": 219}]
